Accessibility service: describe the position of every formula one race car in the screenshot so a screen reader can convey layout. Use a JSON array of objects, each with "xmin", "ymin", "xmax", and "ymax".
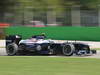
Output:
[{"xmin": 6, "ymin": 35, "xmax": 96, "ymax": 56}]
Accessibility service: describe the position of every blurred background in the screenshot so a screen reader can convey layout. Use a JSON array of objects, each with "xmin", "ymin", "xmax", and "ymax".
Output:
[
  {"xmin": 0, "ymin": 0, "xmax": 100, "ymax": 27},
  {"xmin": 0, "ymin": 0, "xmax": 100, "ymax": 39}
]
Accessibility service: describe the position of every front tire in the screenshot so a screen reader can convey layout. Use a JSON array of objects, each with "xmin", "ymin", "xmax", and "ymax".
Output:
[
  {"xmin": 62, "ymin": 44, "xmax": 75, "ymax": 56},
  {"xmin": 6, "ymin": 43, "xmax": 18, "ymax": 56}
]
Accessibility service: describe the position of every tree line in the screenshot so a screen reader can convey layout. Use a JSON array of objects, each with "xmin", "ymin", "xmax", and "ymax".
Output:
[{"xmin": 0, "ymin": 0, "xmax": 99, "ymax": 22}]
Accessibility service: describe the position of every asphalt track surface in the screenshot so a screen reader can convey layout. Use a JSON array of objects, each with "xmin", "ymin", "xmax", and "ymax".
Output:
[
  {"xmin": 0, "ymin": 48, "xmax": 7, "ymax": 56},
  {"xmin": 0, "ymin": 48, "xmax": 100, "ymax": 58}
]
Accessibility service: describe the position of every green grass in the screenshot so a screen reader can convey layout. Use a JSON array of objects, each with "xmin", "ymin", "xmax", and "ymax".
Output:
[
  {"xmin": 0, "ymin": 56, "xmax": 100, "ymax": 75},
  {"xmin": 0, "ymin": 46, "xmax": 5, "ymax": 48},
  {"xmin": 91, "ymin": 48, "xmax": 100, "ymax": 50}
]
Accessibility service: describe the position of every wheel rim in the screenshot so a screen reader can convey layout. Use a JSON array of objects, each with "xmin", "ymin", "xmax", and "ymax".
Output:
[
  {"xmin": 63, "ymin": 45, "xmax": 73, "ymax": 56},
  {"xmin": 7, "ymin": 45, "xmax": 16, "ymax": 55}
]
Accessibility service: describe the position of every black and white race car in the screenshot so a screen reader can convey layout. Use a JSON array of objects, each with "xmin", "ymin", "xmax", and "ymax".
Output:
[{"xmin": 6, "ymin": 35, "xmax": 96, "ymax": 56}]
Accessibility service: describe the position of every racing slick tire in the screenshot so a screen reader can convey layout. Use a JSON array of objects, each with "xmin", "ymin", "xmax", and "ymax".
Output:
[
  {"xmin": 62, "ymin": 44, "xmax": 75, "ymax": 56},
  {"xmin": 6, "ymin": 43, "xmax": 18, "ymax": 56}
]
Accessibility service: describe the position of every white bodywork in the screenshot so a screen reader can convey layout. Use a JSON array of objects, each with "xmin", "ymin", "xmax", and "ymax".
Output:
[{"xmin": 19, "ymin": 39, "xmax": 54, "ymax": 44}]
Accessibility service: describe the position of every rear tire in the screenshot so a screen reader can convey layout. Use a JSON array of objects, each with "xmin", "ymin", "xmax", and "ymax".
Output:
[
  {"xmin": 62, "ymin": 44, "xmax": 75, "ymax": 56},
  {"xmin": 6, "ymin": 43, "xmax": 18, "ymax": 56}
]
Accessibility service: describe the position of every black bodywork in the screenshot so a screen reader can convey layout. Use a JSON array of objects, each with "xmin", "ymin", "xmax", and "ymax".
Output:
[{"xmin": 6, "ymin": 35, "xmax": 96, "ymax": 56}]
